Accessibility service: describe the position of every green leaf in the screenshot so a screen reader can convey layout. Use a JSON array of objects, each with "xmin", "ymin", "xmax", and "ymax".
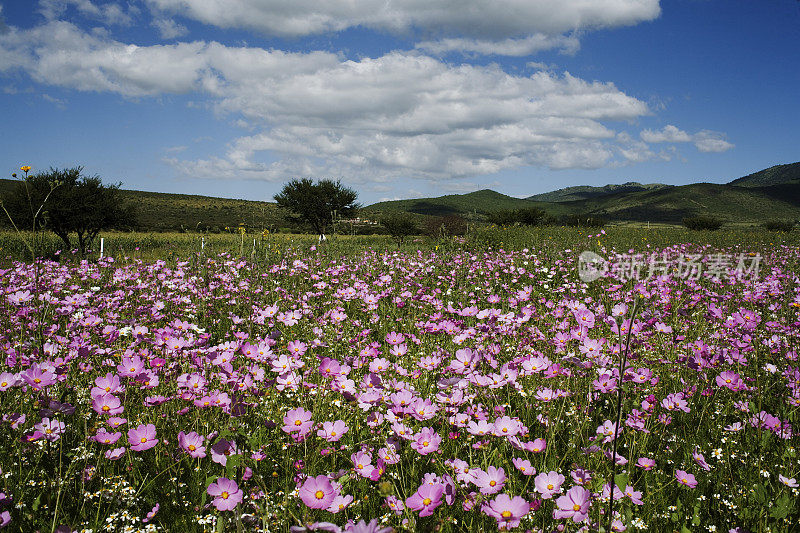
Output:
[
  {"xmin": 753, "ymin": 483, "xmax": 768, "ymax": 505},
  {"xmin": 770, "ymin": 494, "xmax": 795, "ymax": 519},
  {"xmin": 614, "ymin": 473, "xmax": 629, "ymax": 491},
  {"xmin": 31, "ymin": 495, "xmax": 41, "ymax": 512},
  {"xmin": 681, "ymin": 525, "xmax": 692, "ymax": 533},
  {"xmin": 225, "ymin": 454, "xmax": 241, "ymax": 476}
]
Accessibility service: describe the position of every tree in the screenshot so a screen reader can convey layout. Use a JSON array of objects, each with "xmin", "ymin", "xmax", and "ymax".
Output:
[
  {"xmin": 274, "ymin": 178, "xmax": 360, "ymax": 238},
  {"xmin": 486, "ymin": 207, "xmax": 553, "ymax": 226},
  {"xmin": 3, "ymin": 167, "xmax": 136, "ymax": 257},
  {"xmin": 380, "ymin": 214, "xmax": 419, "ymax": 246}
]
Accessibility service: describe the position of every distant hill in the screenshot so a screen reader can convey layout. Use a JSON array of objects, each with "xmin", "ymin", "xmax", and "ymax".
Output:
[
  {"xmin": 728, "ymin": 162, "xmax": 800, "ymax": 187},
  {"xmin": 4, "ymin": 161, "xmax": 799, "ymax": 230},
  {"xmin": 558, "ymin": 182, "xmax": 800, "ymax": 224},
  {"xmin": 527, "ymin": 182, "xmax": 670, "ymax": 202},
  {"xmin": 366, "ymin": 189, "xmax": 562, "ymax": 218},
  {"xmin": 0, "ymin": 179, "xmax": 282, "ymax": 232}
]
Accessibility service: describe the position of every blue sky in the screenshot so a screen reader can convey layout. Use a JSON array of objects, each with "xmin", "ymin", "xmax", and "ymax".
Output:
[{"xmin": 1, "ymin": 0, "xmax": 798, "ymax": 204}]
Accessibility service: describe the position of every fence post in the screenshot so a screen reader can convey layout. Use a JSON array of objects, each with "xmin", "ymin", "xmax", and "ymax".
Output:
[{"xmin": 100, "ymin": 238, "xmax": 104, "ymax": 259}]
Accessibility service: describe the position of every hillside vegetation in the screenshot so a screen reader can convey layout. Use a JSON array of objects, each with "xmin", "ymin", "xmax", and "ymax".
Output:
[{"xmin": 3, "ymin": 161, "xmax": 799, "ymax": 231}]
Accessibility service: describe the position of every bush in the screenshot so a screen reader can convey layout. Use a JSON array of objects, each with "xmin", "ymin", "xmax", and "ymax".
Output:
[
  {"xmin": 763, "ymin": 220, "xmax": 795, "ymax": 232},
  {"xmin": 683, "ymin": 216, "xmax": 723, "ymax": 231},
  {"xmin": 380, "ymin": 215, "xmax": 419, "ymax": 245},
  {"xmin": 486, "ymin": 207, "xmax": 554, "ymax": 226},
  {"xmin": 562, "ymin": 214, "xmax": 607, "ymax": 228},
  {"xmin": 424, "ymin": 215, "xmax": 468, "ymax": 238}
]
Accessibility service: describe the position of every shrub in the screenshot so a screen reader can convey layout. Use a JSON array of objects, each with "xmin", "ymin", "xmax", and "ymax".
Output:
[
  {"xmin": 683, "ymin": 216, "xmax": 723, "ymax": 231},
  {"xmin": 763, "ymin": 220, "xmax": 795, "ymax": 232},
  {"xmin": 486, "ymin": 207, "xmax": 554, "ymax": 226},
  {"xmin": 424, "ymin": 215, "xmax": 468, "ymax": 238},
  {"xmin": 380, "ymin": 214, "xmax": 419, "ymax": 245},
  {"xmin": 563, "ymin": 214, "xmax": 607, "ymax": 228}
]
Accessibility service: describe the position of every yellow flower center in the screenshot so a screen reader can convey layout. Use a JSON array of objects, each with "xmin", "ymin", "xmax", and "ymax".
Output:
[
  {"xmin": 140, "ymin": 437, "xmax": 147, "ymax": 443},
  {"xmin": 315, "ymin": 490, "xmax": 325, "ymax": 499},
  {"xmin": 501, "ymin": 510, "xmax": 511, "ymax": 518},
  {"xmin": 422, "ymin": 441, "xmax": 429, "ymax": 447},
  {"xmin": 422, "ymin": 498, "xmax": 431, "ymax": 506},
  {"xmin": 294, "ymin": 420, "xmax": 302, "ymax": 426},
  {"xmin": 34, "ymin": 378, "xmax": 41, "ymax": 384},
  {"xmin": 221, "ymin": 491, "xmax": 229, "ymax": 499},
  {"xmin": 489, "ymin": 480, "xmax": 496, "ymax": 487},
  {"xmin": 188, "ymin": 445, "xmax": 196, "ymax": 451},
  {"xmin": 102, "ymin": 405, "xmax": 110, "ymax": 412},
  {"xmin": 573, "ymin": 504, "xmax": 581, "ymax": 511},
  {"xmin": 547, "ymin": 484, "xmax": 554, "ymax": 490}
]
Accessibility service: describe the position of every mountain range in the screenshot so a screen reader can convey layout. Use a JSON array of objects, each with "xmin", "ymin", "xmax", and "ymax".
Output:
[{"xmin": 1, "ymin": 162, "xmax": 798, "ymax": 230}]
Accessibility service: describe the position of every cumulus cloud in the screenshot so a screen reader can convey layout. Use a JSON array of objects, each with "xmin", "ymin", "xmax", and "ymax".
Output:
[
  {"xmin": 640, "ymin": 124, "xmax": 733, "ymax": 153},
  {"xmin": 640, "ymin": 124, "xmax": 691, "ymax": 143},
  {"xmin": 0, "ymin": 19, "xmax": 660, "ymax": 182},
  {"xmin": 39, "ymin": 0, "xmax": 136, "ymax": 26},
  {"xmin": 415, "ymin": 33, "xmax": 580, "ymax": 57},
  {"xmin": 144, "ymin": 0, "xmax": 660, "ymax": 55},
  {"xmin": 692, "ymin": 130, "xmax": 734, "ymax": 153},
  {"xmin": 152, "ymin": 17, "xmax": 188, "ymax": 39}
]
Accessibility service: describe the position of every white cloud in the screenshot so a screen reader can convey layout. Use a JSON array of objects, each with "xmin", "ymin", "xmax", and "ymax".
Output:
[
  {"xmin": 640, "ymin": 124, "xmax": 691, "ymax": 143},
  {"xmin": 416, "ymin": 33, "xmax": 580, "ymax": 57},
  {"xmin": 692, "ymin": 130, "xmax": 734, "ymax": 153},
  {"xmin": 1, "ymin": 20, "xmax": 662, "ymax": 183},
  {"xmin": 640, "ymin": 125, "xmax": 733, "ymax": 153},
  {"xmin": 144, "ymin": 0, "xmax": 660, "ymax": 38},
  {"xmin": 152, "ymin": 17, "xmax": 188, "ymax": 39},
  {"xmin": 144, "ymin": 0, "xmax": 660, "ymax": 56},
  {"xmin": 39, "ymin": 0, "xmax": 136, "ymax": 26}
]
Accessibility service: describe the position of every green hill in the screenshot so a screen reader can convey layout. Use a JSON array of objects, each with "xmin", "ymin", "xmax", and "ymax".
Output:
[
  {"xmin": 365, "ymin": 189, "xmax": 562, "ymax": 218},
  {"xmin": 527, "ymin": 182, "xmax": 670, "ymax": 202},
  {"xmin": 728, "ymin": 162, "xmax": 800, "ymax": 187},
  {"xmin": 559, "ymin": 182, "xmax": 800, "ymax": 224},
  {"xmin": 0, "ymin": 179, "xmax": 282, "ymax": 232}
]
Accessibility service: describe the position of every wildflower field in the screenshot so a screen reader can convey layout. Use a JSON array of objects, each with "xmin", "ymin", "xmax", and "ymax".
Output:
[{"xmin": 0, "ymin": 230, "xmax": 799, "ymax": 532}]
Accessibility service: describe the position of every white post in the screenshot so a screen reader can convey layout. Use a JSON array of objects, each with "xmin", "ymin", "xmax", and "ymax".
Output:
[
  {"xmin": 201, "ymin": 236, "xmax": 205, "ymax": 252},
  {"xmin": 100, "ymin": 238, "xmax": 104, "ymax": 259}
]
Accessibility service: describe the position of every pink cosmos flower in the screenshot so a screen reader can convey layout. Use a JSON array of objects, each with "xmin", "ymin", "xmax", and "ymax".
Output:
[
  {"xmin": 692, "ymin": 449, "xmax": 711, "ymax": 471},
  {"xmin": 326, "ymin": 494, "xmax": 354, "ymax": 514},
  {"xmin": 317, "ymin": 420, "xmax": 348, "ymax": 442},
  {"xmin": 553, "ymin": 485, "xmax": 591, "ymax": 522},
  {"xmin": 105, "ymin": 447, "xmax": 125, "ymax": 460},
  {"xmin": 20, "ymin": 365, "xmax": 57, "ymax": 391},
  {"xmin": 351, "ymin": 450, "xmax": 375, "ymax": 479},
  {"xmin": 178, "ymin": 431, "xmax": 207, "ymax": 458},
  {"xmin": 596, "ymin": 420, "xmax": 621, "ymax": 443},
  {"xmin": 298, "ymin": 475, "xmax": 337, "ymax": 509},
  {"xmin": 473, "ymin": 466, "xmax": 506, "ymax": 495},
  {"xmin": 207, "ymin": 477, "xmax": 243, "ymax": 511},
  {"xmin": 675, "ymin": 469, "xmax": 697, "ymax": 488},
  {"xmin": 636, "ymin": 457, "xmax": 655, "ymax": 470},
  {"xmin": 779, "ymin": 475, "xmax": 799, "ymax": 488},
  {"xmin": 91, "ymin": 372, "xmax": 123, "ymax": 397},
  {"xmin": 493, "ymin": 416, "xmax": 522, "ymax": 437},
  {"xmin": 512, "ymin": 458, "xmax": 535, "ymax": 476},
  {"xmin": 716, "ymin": 371, "xmax": 744, "ymax": 391},
  {"xmin": 94, "ymin": 429, "xmax": 122, "ymax": 445},
  {"xmin": 282, "ymin": 407, "xmax": 313, "ymax": 437},
  {"xmin": 92, "ymin": 394, "xmax": 124, "ymax": 416},
  {"xmin": 482, "ymin": 493, "xmax": 530, "ymax": 530},
  {"xmin": 624, "ymin": 485, "xmax": 644, "ymax": 505},
  {"xmin": 35, "ymin": 418, "xmax": 65, "ymax": 442},
  {"xmin": 534, "ymin": 471, "xmax": 565, "ymax": 499},
  {"xmin": 411, "ymin": 427, "xmax": 441, "ymax": 455},
  {"xmin": 406, "ymin": 483, "xmax": 444, "ymax": 517},
  {"xmin": 127, "ymin": 423, "xmax": 158, "ymax": 452},
  {"xmin": 117, "ymin": 355, "xmax": 145, "ymax": 378}
]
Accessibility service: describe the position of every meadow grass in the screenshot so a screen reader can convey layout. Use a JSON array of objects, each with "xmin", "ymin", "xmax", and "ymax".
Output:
[{"xmin": 0, "ymin": 227, "xmax": 798, "ymax": 532}]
